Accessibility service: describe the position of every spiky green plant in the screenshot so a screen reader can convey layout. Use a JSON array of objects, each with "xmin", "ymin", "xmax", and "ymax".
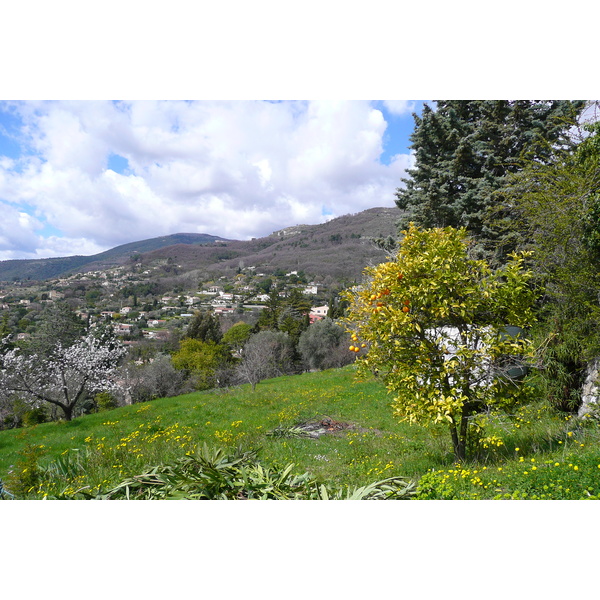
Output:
[{"xmin": 81, "ymin": 444, "xmax": 417, "ymax": 500}]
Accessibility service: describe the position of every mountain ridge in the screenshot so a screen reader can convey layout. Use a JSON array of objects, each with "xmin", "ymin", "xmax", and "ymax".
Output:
[
  {"xmin": 0, "ymin": 207, "xmax": 402, "ymax": 282},
  {"xmin": 0, "ymin": 233, "xmax": 231, "ymax": 282}
]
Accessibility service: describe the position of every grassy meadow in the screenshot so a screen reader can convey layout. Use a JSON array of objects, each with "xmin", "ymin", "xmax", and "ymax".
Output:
[{"xmin": 2, "ymin": 365, "xmax": 600, "ymax": 499}]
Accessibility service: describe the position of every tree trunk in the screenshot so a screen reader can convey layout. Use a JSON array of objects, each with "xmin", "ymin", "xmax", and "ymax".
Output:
[
  {"xmin": 449, "ymin": 415, "xmax": 468, "ymax": 462},
  {"xmin": 44, "ymin": 398, "xmax": 73, "ymax": 421},
  {"xmin": 449, "ymin": 421, "xmax": 464, "ymax": 462},
  {"xmin": 61, "ymin": 404, "xmax": 73, "ymax": 421},
  {"xmin": 458, "ymin": 410, "xmax": 470, "ymax": 461}
]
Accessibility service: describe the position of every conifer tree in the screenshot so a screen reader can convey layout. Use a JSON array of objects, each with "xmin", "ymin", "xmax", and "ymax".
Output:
[
  {"xmin": 186, "ymin": 310, "xmax": 223, "ymax": 344},
  {"xmin": 396, "ymin": 100, "xmax": 586, "ymax": 260}
]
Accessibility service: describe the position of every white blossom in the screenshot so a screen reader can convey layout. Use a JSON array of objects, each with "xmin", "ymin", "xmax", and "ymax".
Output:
[{"xmin": 0, "ymin": 334, "xmax": 127, "ymax": 420}]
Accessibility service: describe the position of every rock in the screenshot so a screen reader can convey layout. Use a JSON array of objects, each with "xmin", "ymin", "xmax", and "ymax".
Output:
[{"xmin": 578, "ymin": 358, "xmax": 600, "ymax": 417}]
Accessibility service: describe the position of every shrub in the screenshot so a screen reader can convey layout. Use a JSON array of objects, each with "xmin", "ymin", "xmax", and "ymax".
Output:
[
  {"xmin": 5, "ymin": 444, "xmax": 46, "ymax": 498},
  {"xmin": 22, "ymin": 407, "xmax": 49, "ymax": 427},
  {"xmin": 94, "ymin": 392, "xmax": 118, "ymax": 412},
  {"xmin": 121, "ymin": 354, "xmax": 193, "ymax": 403},
  {"xmin": 298, "ymin": 318, "xmax": 355, "ymax": 371}
]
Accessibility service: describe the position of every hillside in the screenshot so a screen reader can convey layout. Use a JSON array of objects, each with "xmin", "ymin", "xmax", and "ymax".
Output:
[
  {"xmin": 1, "ymin": 366, "xmax": 597, "ymax": 500},
  {"xmin": 0, "ymin": 233, "xmax": 230, "ymax": 282},
  {"xmin": 126, "ymin": 207, "xmax": 403, "ymax": 283},
  {"xmin": 0, "ymin": 207, "xmax": 402, "ymax": 283}
]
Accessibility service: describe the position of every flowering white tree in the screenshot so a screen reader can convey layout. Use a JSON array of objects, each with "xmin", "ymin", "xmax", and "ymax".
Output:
[{"xmin": 0, "ymin": 334, "xmax": 127, "ymax": 421}]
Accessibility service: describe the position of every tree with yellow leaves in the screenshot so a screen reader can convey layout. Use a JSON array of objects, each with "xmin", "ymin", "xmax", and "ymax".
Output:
[{"xmin": 344, "ymin": 224, "xmax": 537, "ymax": 461}]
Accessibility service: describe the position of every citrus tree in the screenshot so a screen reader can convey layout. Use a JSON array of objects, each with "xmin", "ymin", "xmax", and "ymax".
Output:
[{"xmin": 344, "ymin": 224, "xmax": 537, "ymax": 461}]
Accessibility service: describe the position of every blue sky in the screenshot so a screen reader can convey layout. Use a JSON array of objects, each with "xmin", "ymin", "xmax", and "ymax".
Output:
[{"xmin": 0, "ymin": 100, "xmax": 425, "ymax": 260}]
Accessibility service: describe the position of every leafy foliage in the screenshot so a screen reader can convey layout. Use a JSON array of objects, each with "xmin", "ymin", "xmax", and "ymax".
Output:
[
  {"xmin": 185, "ymin": 310, "xmax": 223, "ymax": 343},
  {"xmin": 171, "ymin": 339, "xmax": 233, "ymax": 391},
  {"xmin": 221, "ymin": 322, "xmax": 253, "ymax": 353},
  {"xmin": 496, "ymin": 120, "xmax": 600, "ymax": 411},
  {"xmin": 298, "ymin": 317, "xmax": 354, "ymax": 371},
  {"xmin": 344, "ymin": 224, "xmax": 537, "ymax": 460},
  {"xmin": 93, "ymin": 444, "xmax": 417, "ymax": 500}
]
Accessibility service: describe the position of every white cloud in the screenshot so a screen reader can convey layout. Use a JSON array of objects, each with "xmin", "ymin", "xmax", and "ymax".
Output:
[
  {"xmin": 0, "ymin": 100, "xmax": 413, "ymax": 258},
  {"xmin": 382, "ymin": 101, "xmax": 416, "ymax": 116}
]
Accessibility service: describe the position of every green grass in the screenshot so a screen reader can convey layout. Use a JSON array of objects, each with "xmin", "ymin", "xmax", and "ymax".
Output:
[{"xmin": 1, "ymin": 365, "xmax": 599, "ymax": 499}]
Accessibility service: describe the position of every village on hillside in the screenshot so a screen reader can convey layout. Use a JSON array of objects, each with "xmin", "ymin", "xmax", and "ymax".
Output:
[{"xmin": 0, "ymin": 259, "xmax": 334, "ymax": 345}]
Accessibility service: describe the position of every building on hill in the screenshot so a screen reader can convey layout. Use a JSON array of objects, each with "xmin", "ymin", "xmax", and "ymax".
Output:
[
  {"xmin": 309, "ymin": 305, "xmax": 329, "ymax": 323},
  {"xmin": 148, "ymin": 319, "xmax": 167, "ymax": 327},
  {"xmin": 115, "ymin": 323, "xmax": 134, "ymax": 335}
]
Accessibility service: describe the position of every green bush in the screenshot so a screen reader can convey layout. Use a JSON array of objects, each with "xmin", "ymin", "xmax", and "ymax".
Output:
[
  {"xmin": 5, "ymin": 444, "xmax": 46, "ymax": 498},
  {"xmin": 95, "ymin": 392, "xmax": 118, "ymax": 412},
  {"xmin": 22, "ymin": 407, "xmax": 48, "ymax": 427},
  {"xmin": 415, "ymin": 471, "xmax": 459, "ymax": 500}
]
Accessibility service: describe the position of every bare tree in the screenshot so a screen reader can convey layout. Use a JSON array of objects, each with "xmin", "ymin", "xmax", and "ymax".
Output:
[
  {"xmin": 119, "ymin": 354, "xmax": 193, "ymax": 404},
  {"xmin": 237, "ymin": 331, "xmax": 295, "ymax": 391}
]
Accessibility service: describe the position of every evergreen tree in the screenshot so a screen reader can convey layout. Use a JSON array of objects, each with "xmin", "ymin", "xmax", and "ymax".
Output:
[
  {"xmin": 0, "ymin": 314, "xmax": 11, "ymax": 340},
  {"xmin": 396, "ymin": 100, "xmax": 586, "ymax": 260},
  {"xmin": 185, "ymin": 310, "xmax": 222, "ymax": 344},
  {"xmin": 256, "ymin": 288, "xmax": 281, "ymax": 330}
]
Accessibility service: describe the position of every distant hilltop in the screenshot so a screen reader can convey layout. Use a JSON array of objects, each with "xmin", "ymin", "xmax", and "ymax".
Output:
[{"xmin": 0, "ymin": 206, "xmax": 403, "ymax": 283}]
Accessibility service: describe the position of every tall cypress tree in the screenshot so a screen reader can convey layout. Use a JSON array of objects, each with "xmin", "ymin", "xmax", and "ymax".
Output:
[{"xmin": 396, "ymin": 100, "xmax": 586, "ymax": 259}]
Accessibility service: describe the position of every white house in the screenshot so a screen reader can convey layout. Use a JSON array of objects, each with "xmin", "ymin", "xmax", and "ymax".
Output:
[
  {"xmin": 309, "ymin": 305, "xmax": 329, "ymax": 322},
  {"xmin": 303, "ymin": 285, "xmax": 318, "ymax": 295}
]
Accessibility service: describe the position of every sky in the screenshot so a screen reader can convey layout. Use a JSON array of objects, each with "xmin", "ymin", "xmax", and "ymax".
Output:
[{"xmin": 0, "ymin": 99, "xmax": 425, "ymax": 260}]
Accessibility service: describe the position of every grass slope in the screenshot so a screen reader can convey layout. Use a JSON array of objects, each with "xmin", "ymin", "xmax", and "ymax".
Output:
[{"xmin": 2, "ymin": 366, "xmax": 600, "ymax": 499}]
